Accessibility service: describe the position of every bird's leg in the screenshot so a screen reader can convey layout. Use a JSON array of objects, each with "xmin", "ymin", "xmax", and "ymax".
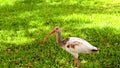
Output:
[{"xmin": 74, "ymin": 58, "xmax": 80, "ymax": 68}]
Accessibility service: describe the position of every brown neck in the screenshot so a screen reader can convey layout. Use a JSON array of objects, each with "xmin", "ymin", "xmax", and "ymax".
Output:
[
  {"xmin": 56, "ymin": 29, "xmax": 62, "ymax": 45},
  {"xmin": 56, "ymin": 28, "xmax": 70, "ymax": 46}
]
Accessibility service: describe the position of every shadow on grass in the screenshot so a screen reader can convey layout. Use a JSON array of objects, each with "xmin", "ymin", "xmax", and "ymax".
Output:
[
  {"xmin": 0, "ymin": 26, "xmax": 120, "ymax": 67},
  {"xmin": 0, "ymin": 0, "xmax": 120, "ymax": 30},
  {"xmin": 0, "ymin": 0, "xmax": 120, "ymax": 67}
]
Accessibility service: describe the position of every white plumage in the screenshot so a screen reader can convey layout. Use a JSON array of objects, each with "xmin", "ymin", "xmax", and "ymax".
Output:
[{"xmin": 62, "ymin": 37, "xmax": 98, "ymax": 58}]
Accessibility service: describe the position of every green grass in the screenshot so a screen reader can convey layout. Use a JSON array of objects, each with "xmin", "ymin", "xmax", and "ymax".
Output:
[{"xmin": 0, "ymin": 0, "xmax": 120, "ymax": 68}]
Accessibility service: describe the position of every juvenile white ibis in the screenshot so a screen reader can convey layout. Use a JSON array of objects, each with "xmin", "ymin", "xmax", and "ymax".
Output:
[{"xmin": 41, "ymin": 26, "xmax": 99, "ymax": 68}]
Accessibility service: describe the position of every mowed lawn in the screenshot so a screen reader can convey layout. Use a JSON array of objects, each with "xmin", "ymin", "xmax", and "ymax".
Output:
[{"xmin": 0, "ymin": 0, "xmax": 120, "ymax": 68}]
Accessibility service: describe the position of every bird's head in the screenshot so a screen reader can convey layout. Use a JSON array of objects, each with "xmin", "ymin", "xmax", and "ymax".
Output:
[
  {"xmin": 51, "ymin": 26, "xmax": 60, "ymax": 33},
  {"xmin": 41, "ymin": 26, "xmax": 60, "ymax": 44}
]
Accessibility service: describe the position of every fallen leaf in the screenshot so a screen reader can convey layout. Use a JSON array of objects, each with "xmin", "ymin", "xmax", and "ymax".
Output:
[
  {"xmin": 106, "ymin": 43, "xmax": 110, "ymax": 47},
  {"xmin": 26, "ymin": 62, "xmax": 32, "ymax": 67},
  {"xmin": 15, "ymin": 61, "xmax": 19, "ymax": 65},
  {"xmin": 40, "ymin": 41, "xmax": 44, "ymax": 44},
  {"xmin": 7, "ymin": 48, "xmax": 11, "ymax": 53}
]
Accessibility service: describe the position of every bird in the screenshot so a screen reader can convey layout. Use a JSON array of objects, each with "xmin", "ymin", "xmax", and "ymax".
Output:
[{"xmin": 41, "ymin": 26, "xmax": 99, "ymax": 68}]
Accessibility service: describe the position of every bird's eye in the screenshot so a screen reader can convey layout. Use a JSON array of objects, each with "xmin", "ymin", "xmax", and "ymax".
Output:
[
  {"xmin": 55, "ymin": 27, "xmax": 59, "ymax": 30},
  {"xmin": 54, "ymin": 26, "xmax": 59, "ymax": 30}
]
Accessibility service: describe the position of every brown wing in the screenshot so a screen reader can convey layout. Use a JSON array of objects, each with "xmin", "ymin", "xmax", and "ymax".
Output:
[
  {"xmin": 60, "ymin": 38, "xmax": 70, "ymax": 46},
  {"xmin": 66, "ymin": 41, "xmax": 82, "ymax": 49}
]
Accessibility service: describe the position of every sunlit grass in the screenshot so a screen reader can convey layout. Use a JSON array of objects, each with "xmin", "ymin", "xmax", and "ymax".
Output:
[
  {"xmin": 0, "ymin": 0, "xmax": 23, "ymax": 6},
  {"xmin": 57, "ymin": 13, "xmax": 120, "ymax": 29},
  {"xmin": 0, "ymin": 0, "xmax": 120, "ymax": 68}
]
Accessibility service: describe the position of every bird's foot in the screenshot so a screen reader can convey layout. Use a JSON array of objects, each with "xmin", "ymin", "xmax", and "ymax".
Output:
[{"xmin": 74, "ymin": 58, "xmax": 80, "ymax": 68}]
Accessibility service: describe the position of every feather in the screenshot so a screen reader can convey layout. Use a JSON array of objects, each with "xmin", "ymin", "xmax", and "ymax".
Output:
[{"xmin": 63, "ymin": 37, "xmax": 98, "ymax": 54}]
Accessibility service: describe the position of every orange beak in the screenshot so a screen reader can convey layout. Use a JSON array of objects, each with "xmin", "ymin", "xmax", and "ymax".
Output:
[{"xmin": 41, "ymin": 29, "xmax": 57, "ymax": 44}]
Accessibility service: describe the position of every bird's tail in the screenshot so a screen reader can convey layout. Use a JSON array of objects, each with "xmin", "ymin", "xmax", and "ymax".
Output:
[
  {"xmin": 91, "ymin": 48, "xmax": 100, "ymax": 53},
  {"xmin": 91, "ymin": 49, "xmax": 98, "ymax": 52}
]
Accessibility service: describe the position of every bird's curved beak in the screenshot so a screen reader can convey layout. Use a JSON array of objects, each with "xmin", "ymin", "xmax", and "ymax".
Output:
[{"xmin": 41, "ymin": 29, "xmax": 57, "ymax": 44}]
